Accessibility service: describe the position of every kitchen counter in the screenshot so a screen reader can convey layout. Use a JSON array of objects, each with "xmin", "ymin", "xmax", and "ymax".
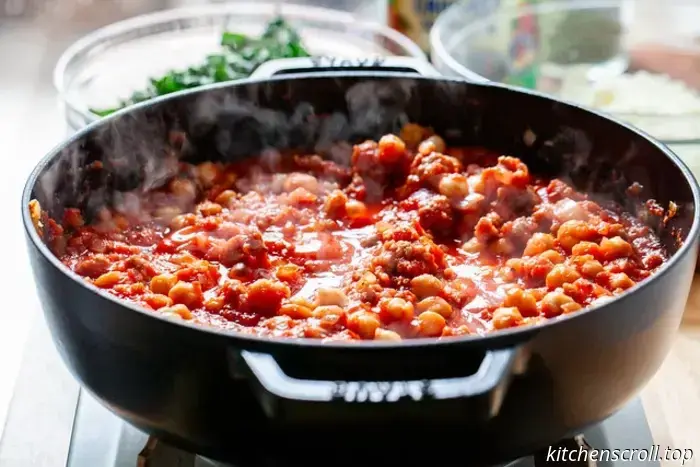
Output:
[{"xmin": 642, "ymin": 277, "xmax": 700, "ymax": 463}]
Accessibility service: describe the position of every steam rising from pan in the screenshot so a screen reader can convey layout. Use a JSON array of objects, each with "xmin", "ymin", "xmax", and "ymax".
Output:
[
  {"xmin": 34, "ymin": 77, "xmax": 418, "ymax": 221},
  {"xmin": 31, "ymin": 74, "xmax": 685, "ymax": 250}
]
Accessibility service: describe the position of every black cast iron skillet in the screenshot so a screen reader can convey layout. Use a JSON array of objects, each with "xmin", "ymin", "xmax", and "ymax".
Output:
[{"xmin": 22, "ymin": 57, "xmax": 700, "ymax": 466}]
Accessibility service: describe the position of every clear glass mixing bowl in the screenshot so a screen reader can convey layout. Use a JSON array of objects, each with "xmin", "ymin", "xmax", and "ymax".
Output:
[
  {"xmin": 430, "ymin": 0, "xmax": 700, "ymax": 171},
  {"xmin": 55, "ymin": 2, "xmax": 425, "ymax": 133}
]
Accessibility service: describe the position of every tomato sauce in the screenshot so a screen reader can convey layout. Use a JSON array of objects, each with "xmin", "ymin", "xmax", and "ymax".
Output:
[{"xmin": 32, "ymin": 124, "xmax": 668, "ymax": 341}]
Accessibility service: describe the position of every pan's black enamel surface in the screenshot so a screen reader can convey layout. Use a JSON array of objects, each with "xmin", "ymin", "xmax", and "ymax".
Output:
[{"xmin": 22, "ymin": 58, "xmax": 699, "ymax": 466}]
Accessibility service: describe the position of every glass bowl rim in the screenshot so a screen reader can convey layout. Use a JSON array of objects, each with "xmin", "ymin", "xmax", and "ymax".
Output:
[
  {"xmin": 54, "ymin": 1, "xmax": 426, "ymax": 125},
  {"xmin": 430, "ymin": 0, "xmax": 700, "ymax": 144}
]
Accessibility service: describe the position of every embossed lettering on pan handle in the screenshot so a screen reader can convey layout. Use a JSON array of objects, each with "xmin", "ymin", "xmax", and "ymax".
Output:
[
  {"xmin": 237, "ymin": 346, "xmax": 524, "ymax": 423},
  {"xmin": 248, "ymin": 56, "xmax": 450, "ymax": 79},
  {"xmin": 249, "ymin": 56, "xmax": 489, "ymax": 82}
]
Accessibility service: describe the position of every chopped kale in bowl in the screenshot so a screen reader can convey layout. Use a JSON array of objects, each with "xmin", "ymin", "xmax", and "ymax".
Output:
[{"xmin": 91, "ymin": 18, "xmax": 309, "ymax": 116}]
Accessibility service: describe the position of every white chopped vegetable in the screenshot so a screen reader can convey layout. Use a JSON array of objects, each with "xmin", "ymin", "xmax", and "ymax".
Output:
[{"xmin": 541, "ymin": 64, "xmax": 700, "ymax": 141}]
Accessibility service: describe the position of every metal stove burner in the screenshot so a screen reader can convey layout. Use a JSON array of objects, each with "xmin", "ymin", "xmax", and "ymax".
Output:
[{"xmin": 67, "ymin": 391, "xmax": 658, "ymax": 467}]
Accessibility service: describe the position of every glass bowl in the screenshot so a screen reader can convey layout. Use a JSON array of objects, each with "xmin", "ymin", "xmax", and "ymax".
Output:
[
  {"xmin": 430, "ymin": 0, "xmax": 700, "ymax": 172},
  {"xmin": 55, "ymin": 2, "xmax": 425, "ymax": 133}
]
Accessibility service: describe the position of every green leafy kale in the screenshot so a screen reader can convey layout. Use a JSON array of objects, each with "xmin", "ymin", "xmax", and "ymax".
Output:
[{"xmin": 90, "ymin": 17, "xmax": 310, "ymax": 116}]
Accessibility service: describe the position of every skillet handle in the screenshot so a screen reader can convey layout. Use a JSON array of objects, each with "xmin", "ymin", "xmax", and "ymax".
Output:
[
  {"xmin": 249, "ymin": 56, "xmax": 488, "ymax": 83},
  {"xmin": 237, "ymin": 346, "xmax": 524, "ymax": 423}
]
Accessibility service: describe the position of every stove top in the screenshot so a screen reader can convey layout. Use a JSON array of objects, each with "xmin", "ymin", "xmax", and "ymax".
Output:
[{"xmin": 65, "ymin": 390, "xmax": 659, "ymax": 467}]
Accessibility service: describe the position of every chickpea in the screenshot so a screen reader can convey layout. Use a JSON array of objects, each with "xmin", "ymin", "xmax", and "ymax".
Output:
[
  {"xmin": 283, "ymin": 173, "xmax": 319, "ymax": 194},
  {"xmin": 546, "ymin": 264, "xmax": 581, "ymax": 289},
  {"xmin": 374, "ymin": 328, "xmax": 402, "ymax": 341},
  {"xmin": 170, "ymin": 213, "xmax": 196, "ymax": 230},
  {"xmin": 362, "ymin": 272, "xmax": 378, "ymax": 284},
  {"xmin": 204, "ymin": 296, "xmax": 225, "ymax": 312},
  {"xmin": 418, "ymin": 135, "xmax": 446, "ymax": 155},
  {"xmin": 599, "ymin": 236, "xmax": 633, "ymax": 261},
  {"xmin": 290, "ymin": 295, "xmax": 315, "ymax": 309},
  {"xmin": 492, "ymin": 307, "xmax": 524, "ymax": 330},
  {"xmin": 383, "ymin": 298, "xmax": 415, "ymax": 321},
  {"xmin": 75, "ymin": 255, "xmax": 110, "ymax": 278},
  {"xmin": 498, "ymin": 267, "xmax": 516, "ymax": 282},
  {"xmin": 347, "ymin": 311, "xmax": 381, "ymax": 339},
  {"xmin": 503, "ymin": 288, "xmax": 538, "ymax": 317},
  {"xmin": 410, "ymin": 274, "xmax": 443, "ymax": 299},
  {"xmin": 313, "ymin": 305, "xmax": 347, "ymax": 330},
  {"xmin": 556, "ymin": 220, "xmax": 595, "ymax": 251},
  {"xmin": 474, "ymin": 215, "xmax": 500, "ymax": 243},
  {"xmin": 438, "ymin": 174, "xmax": 470, "ymax": 199},
  {"xmin": 247, "ymin": 279, "xmax": 291, "ymax": 314},
  {"xmin": 416, "ymin": 296, "xmax": 453, "ymax": 318},
  {"xmin": 540, "ymin": 291, "xmax": 576, "ymax": 317},
  {"xmin": 459, "ymin": 193, "xmax": 486, "ymax": 215},
  {"xmin": 523, "ymin": 233, "xmax": 556, "ymax": 257},
  {"xmin": 571, "ymin": 241, "xmax": 601, "ymax": 258},
  {"xmin": 468, "ymin": 174, "xmax": 486, "ymax": 194},
  {"xmin": 462, "ymin": 237, "xmax": 483, "ymax": 253},
  {"xmin": 150, "ymin": 273, "xmax": 178, "ymax": 295},
  {"xmin": 279, "ymin": 303, "xmax": 313, "ymax": 319},
  {"xmin": 171, "ymin": 252, "xmax": 197, "ymax": 265},
  {"xmin": 400, "ymin": 123, "xmax": 425, "ymax": 149},
  {"xmin": 94, "ymin": 271, "xmax": 122, "ymax": 288},
  {"xmin": 287, "ymin": 187, "xmax": 318, "ymax": 206},
  {"xmin": 215, "ymin": 190, "xmax": 237, "ymax": 206},
  {"xmin": 196, "ymin": 161, "xmax": 220, "ymax": 187},
  {"xmin": 609, "ymin": 272, "xmax": 635, "ymax": 290},
  {"xmin": 530, "ymin": 287, "xmax": 548, "ymax": 301},
  {"xmin": 377, "ymin": 134, "xmax": 406, "ymax": 164},
  {"xmin": 317, "ymin": 287, "xmax": 348, "ymax": 307},
  {"xmin": 345, "ymin": 199, "xmax": 368, "ymax": 220},
  {"xmin": 580, "ymin": 259, "xmax": 604, "ymax": 278},
  {"xmin": 198, "ymin": 201, "xmax": 222, "ymax": 217},
  {"xmin": 491, "ymin": 238, "xmax": 515, "ymax": 256},
  {"xmin": 416, "ymin": 311, "xmax": 447, "ymax": 337},
  {"xmin": 313, "ymin": 305, "xmax": 344, "ymax": 318},
  {"xmin": 323, "ymin": 190, "xmax": 348, "ymax": 219},
  {"xmin": 275, "ymin": 264, "xmax": 303, "ymax": 283},
  {"xmin": 505, "ymin": 258, "xmax": 524, "ymax": 275},
  {"xmin": 144, "ymin": 294, "xmax": 173, "ymax": 310},
  {"xmin": 28, "ymin": 199, "xmax": 42, "ymax": 233},
  {"xmin": 168, "ymin": 281, "xmax": 203, "ymax": 308},
  {"xmin": 561, "ymin": 302, "xmax": 583, "ymax": 314},
  {"xmin": 130, "ymin": 283, "xmax": 147, "ymax": 295},
  {"xmin": 164, "ymin": 304, "xmax": 193, "ymax": 320},
  {"xmin": 540, "ymin": 249, "xmax": 564, "ymax": 264},
  {"xmin": 303, "ymin": 326, "xmax": 327, "ymax": 339},
  {"xmin": 169, "ymin": 178, "xmax": 197, "ymax": 199}
]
